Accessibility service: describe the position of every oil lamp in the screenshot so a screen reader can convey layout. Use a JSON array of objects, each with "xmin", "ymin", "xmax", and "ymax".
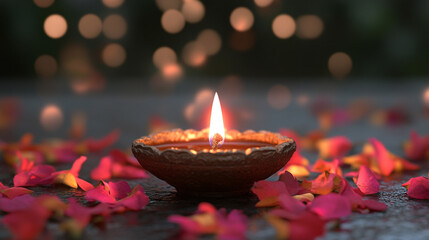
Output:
[{"xmin": 132, "ymin": 93, "xmax": 296, "ymax": 197}]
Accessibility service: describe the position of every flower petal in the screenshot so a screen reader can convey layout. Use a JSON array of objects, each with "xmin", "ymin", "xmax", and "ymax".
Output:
[
  {"xmin": 369, "ymin": 138, "xmax": 395, "ymax": 176},
  {"xmin": 90, "ymin": 156, "xmax": 113, "ymax": 181},
  {"xmin": 85, "ymin": 185, "xmax": 117, "ymax": 204},
  {"xmin": 403, "ymin": 176, "xmax": 429, "ymax": 199},
  {"xmin": 69, "ymin": 156, "xmax": 87, "ymax": 177},
  {"xmin": 309, "ymin": 193, "xmax": 351, "ymax": 220},
  {"xmin": 115, "ymin": 185, "xmax": 149, "ymax": 211},
  {"xmin": 85, "ymin": 129, "xmax": 120, "ymax": 152},
  {"xmin": 0, "ymin": 186, "xmax": 33, "ymax": 199},
  {"xmin": 0, "ymin": 194, "xmax": 36, "ymax": 212},
  {"xmin": 279, "ymin": 171, "xmax": 300, "ymax": 195},
  {"xmin": 354, "ymin": 166, "xmax": 379, "ymax": 195},
  {"xmin": 108, "ymin": 181, "xmax": 132, "ymax": 200},
  {"xmin": 317, "ymin": 136, "xmax": 352, "ymax": 159},
  {"xmin": 289, "ymin": 212, "xmax": 326, "ymax": 240},
  {"xmin": 252, "ymin": 180, "xmax": 287, "ymax": 201}
]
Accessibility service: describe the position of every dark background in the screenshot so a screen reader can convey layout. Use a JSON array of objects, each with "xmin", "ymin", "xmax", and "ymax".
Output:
[{"xmin": 1, "ymin": 0, "xmax": 429, "ymax": 80}]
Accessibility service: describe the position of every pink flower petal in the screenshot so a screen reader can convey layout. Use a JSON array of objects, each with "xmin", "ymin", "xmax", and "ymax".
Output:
[
  {"xmin": 277, "ymin": 194, "xmax": 306, "ymax": 215},
  {"xmin": 0, "ymin": 194, "xmax": 36, "ymax": 212},
  {"xmin": 216, "ymin": 209, "xmax": 248, "ymax": 240},
  {"xmin": 1, "ymin": 205, "xmax": 50, "ymax": 240},
  {"xmin": 317, "ymin": 136, "xmax": 352, "ymax": 159},
  {"xmin": 354, "ymin": 166, "xmax": 379, "ymax": 195},
  {"xmin": 309, "ymin": 193, "xmax": 351, "ymax": 220},
  {"xmin": 403, "ymin": 176, "xmax": 429, "ymax": 199},
  {"xmin": 90, "ymin": 156, "xmax": 113, "ymax": 180},
  {"xmin": 405, "ymin": 131, "xmax": 427, "ymax": 160},
  {"xmin": 108, "ymin": 181, "xmax": 132, "ymax": 200},
  {"xmin": 69, "ymin": 156, "xmax": 87, "ymax": 177},
  {"xmin": 85, "ymin": 129, "xmax": 120, "ymax": 152},
  {"xmin": 278, "ymin": 171, "xmax": 300, "ymax": 195},
  {"xmin": 252, "ymin": 181, "xmax": 287, "ymax": 201},
  {"xmin": 0, "ymin": 186, "xmax": 33, "ymax": 199},
  {"xmin": 116, "ymin": 185, "xmax": 149, "ymax": 211},
  {"xmin": 85, "ymin": 185, "xmax": 117, "ymax": 204},
  {"xmin": 369, "ymin": 138, "xmax": 395, "ymax": 176},
  {"xmin": 362, "ymin": 199, "xmax": 388, "ymax": 212},
  {"xmin": 111, "ymin": 163, "xmax": 149, "ymax": 179},
  {"xmin": 76, "ymin": 178, "xmax": 94, "ymax": 191},
  {"xmin": 289, "ymin": 212, "xmax": 326, "ymax": 240}
]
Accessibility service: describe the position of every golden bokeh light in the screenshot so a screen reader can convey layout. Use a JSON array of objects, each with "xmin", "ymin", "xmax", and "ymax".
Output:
[
  {"xmin": 34, "ymin": 55, "xmax": 57, "ymax": 79},
  {"xmin": 33, "ymin": 0, "xmax": 54, "ymax": 8},
  {"xmin": 267, "ymin": 84, "xmax": 291, "ymax": 110},
  {"xmin": 181, "ymin": 0, "xmax": 205, "ymax": 23},
  {"xmin": 102, "ymin": 43, "xmax": 126, "ymax": 67},
  {"xmin": 102, "ymin": 0, "xmax": 124, "ymax": 8},
  {"xmin": 195, "ymin": 88, "xmax": 214, "ymax": 103},
  {"xmin": 296, "ymin": 15, "xmax": 324, "ymax": 39},
  {"xmin": 40, "ymin": 104, "xmax": 63, "ymax": 131},
  {"xmin": 79, "ymin": 14, "xmax": 103, "ymax": 39},
  {"xmin": 182, "ymin": 41, "xmax": 207, "ymax": 67},
  {"xmin": 424, "ymin": 88, "xmax": 429, "ymax": 105},
  {"xmin": 197, "ymin": 29, "xmax": 222, "ymax": 56},
  {"xmin": 272, "ymin": 14, "xmax": 296, "ymax": 39},
  {"xmin": 184, "ymin": 103, "xmax": 196, "ymax": 122},
  {"xmin": 161, "ymin": 63, "xmax": 183, "ymax": 81},
  {"xmin": 153, "ymin": 47, "xmax": 177, "ymax": 69},
  {"xmin": 328, "ymin": 52, "xmax": 353, "ymax": 79},
  {"xmin": 161, "ymin": 9, "xmax": 186, "ymax": 34},
  {"xmin": 254, "ymin": 0, "xmax": 273, "ymax": 8},
  {"xmin": 44, "ymin": 14, "xmax": 67, "ymax": 39},
  {"xmin": 156, "ymin": 0, "xmax": 181, "ymax": 12},
  {"xmin": 103, "ymin": 14, "xmax": 127, "ymax": 39},
  {"xmin": 230, "ymin": 7, "xmax": 254, "ymax": 32}
]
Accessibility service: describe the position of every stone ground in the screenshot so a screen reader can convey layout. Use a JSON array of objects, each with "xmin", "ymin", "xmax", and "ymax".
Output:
[{"xmin": 0, "ymin": 80, "xmax": 428, "ymax": 239}]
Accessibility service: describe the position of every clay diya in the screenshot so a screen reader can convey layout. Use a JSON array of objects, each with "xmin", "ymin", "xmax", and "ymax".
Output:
[{"xmin": 131, "ymin": 93, "xmax": 296, "ymax": 197}]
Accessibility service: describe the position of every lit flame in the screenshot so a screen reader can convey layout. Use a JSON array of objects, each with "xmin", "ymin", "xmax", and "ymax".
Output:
[{"xmin": 209, "ymin": 92, "xmax": 225, "ymax": 149}]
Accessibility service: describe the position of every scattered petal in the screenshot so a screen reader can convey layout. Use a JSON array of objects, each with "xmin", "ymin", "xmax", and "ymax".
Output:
[
  {"xmin": 317, "ymin": 136, "xmax": 352, "ymax": 159},
  {"xmin": 402, "ymin": 176, "xmax": 429, "ymax": 199},
  {"xmin": 354, "ymin": 166, "xmax": 379, "ymax": 195},
  {"xmin": 309, "ymin": 193, "xmax": 351, "ymax": 220}
]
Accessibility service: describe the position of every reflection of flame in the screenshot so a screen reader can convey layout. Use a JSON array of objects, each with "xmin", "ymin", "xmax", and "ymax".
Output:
[{"xmin": 209, "ymin": 92, "xmax": 225, "ymax": 148}]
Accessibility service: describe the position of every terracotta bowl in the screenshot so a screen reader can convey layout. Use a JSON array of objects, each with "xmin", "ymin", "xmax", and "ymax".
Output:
[{"xmin": 131, "ymin": 129, "xmax": 295, "ymax": 197}]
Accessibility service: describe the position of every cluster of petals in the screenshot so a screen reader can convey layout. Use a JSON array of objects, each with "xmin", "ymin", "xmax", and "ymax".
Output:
[{"xmin": 169, "ymin": 202, "xmax": 248, "ymax": 240}]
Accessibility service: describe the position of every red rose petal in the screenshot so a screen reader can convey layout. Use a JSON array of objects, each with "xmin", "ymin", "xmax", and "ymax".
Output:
[
  {"xmin": 85, "ymin": 185, "xmax": 117, "ymax": 204},
  {"xmin": 108, "ymin": 181, "xmax": 132, "ymax": 200},
  {"xmin": 252, "ymin": 180, "xmax": 288, "ymax": 201},
  {"xmin": 0, "ymin": 194, "xmax": 36, "ymax": 212},
  {"xmin": 289, "ymin": 211, "xmax": 326, "ymax": 240},
  {"xmin": 85, "ymin": 129, "xmax": 120, "ymax": 152},
  {"xmin": 404, "ymin": 176, "xmax": 429, "ymax": 199},
  {"xmin": 317, "ymin": 136, "xmax": 352, "ymax": 159},
  {"xmin": 277, "ymin": 194, "xmax": 306, "ymax": 215},
  {"xmin": 90, "ymin": 156, "xmax": 113, "ymax": 180},
  {"xmin": 1, "ymin": 205, "xmax": 50, "ymax": 240},
  {"xmin": 369, "ymin": 138, "xmax": 395, "ymax": 176},
  {"xmin": 76, "ymin": 178, "xmax": 94, "ymax": 191},
  {"xmin": 354, "ymin": 166, "xmax": 379, "ymax": 195},
  {"xmin": 116, "ymin": 185, "xmax": 149, "ymax": 211},
  {"xmin": 111, "ymin": 163, "xmax": 149, "ymax": 179},
  {"xmin": 309, "ymin": 193, "xmax": 351, "ymax": 220},
  {"xmin": 362, "ymin": 199, "xmax": 388, "ymax": 212},
  {"xmin": 69, "ymin": 156, "xmax": 87, "ymax": 177},
  {"xmin": 279, "ymin": 171, "xmax": 300, "ymax": 195}
]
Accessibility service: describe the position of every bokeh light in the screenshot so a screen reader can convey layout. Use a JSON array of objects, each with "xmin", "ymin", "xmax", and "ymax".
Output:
[
  {"xmin": 267, "ymin": 84, "xmax": 291, "ymax": 109},
  {"xmin": 40, "ymin": 104, "xmax": 63, "ymax": 131},
  {"xmin": 181, "ymin": 0, "xmax": 205, "ymax": 23},
  {"xmin": 103, "ymin": 14, "xmax": 127, "ymax": 39},
  {"xmin": 161, "ymin": 63, "xmax": 183, "ymax": 81},
  {"xmin": 272, "ymin": 14, "xmax": 296, "ymax": 39},
  {"xmin": 102, "ymin": 43, "xmax": 126, "ymax": 67},
  {"xmin": 230, "ymin": 7, "xmax": 254, "ymax": 32},
  {"xmin": 296, "ymin": 15, "xmax": 324, "ymax": 39},
  {"xmin": 34, "ymin": 55, "xmax": 57, "ymax": 79},
  {"xmin": 424, "ymin": 88, "xmax": 429, "ymax": 105},
  {"xmin": 219, "ymin": 75, "xmax": 243, "ymax": 97},
  {"xmin": 328, "ymin": 52, "xmax": 353, "ymax": 79},
  {"xmin": 102, "ymin": 0, "xmax": 124, "ymax": 8},
  {"xmin": 297, "ymin": 94, "xmax": 310, "ymax": 106},
  {"xmin": 156, "ymin": 0, "xmax": 181, "ymax": 12},
  {"xmin": 79, "ymin": 14, "xmax": 103, "ymax": 39},
  {"xmin": 33, "ymin": 0, "xmax": 54, "ymax": 8},
  {"xmin": 196, "ymin": 29, "xmax": 222, "ymax": 56},
  {"xmin": 182, "ymin": 41, "xmax": 207, "ymax": 67},
  {"xmin": 229, "ymin": 30, "xmax": 255, "ymax": 52},
  {"xmin": 153, "ymin": 47, "xmax": 177, "ymax": 69},
  {"xmin": 161, "ymin": 9, "xmax": 186, "ymax": 34},
  {"xmin": 44, "ymin": 14, "xmax": 67, "ymax": 39},
  {"xmin": 254, "ymin": 0, "xmax": 273, "ymax": 8}
]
